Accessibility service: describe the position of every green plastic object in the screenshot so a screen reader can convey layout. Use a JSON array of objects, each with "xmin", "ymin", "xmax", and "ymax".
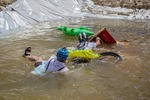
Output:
[{"xmin": 56, "ymin": 26, "xmax": 94, "ymax": 36}]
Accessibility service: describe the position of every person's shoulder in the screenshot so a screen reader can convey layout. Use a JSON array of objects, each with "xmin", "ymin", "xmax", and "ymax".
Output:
[{"xmin": 50, "ymin": 55, "xmax": 57, "ymax": 59}]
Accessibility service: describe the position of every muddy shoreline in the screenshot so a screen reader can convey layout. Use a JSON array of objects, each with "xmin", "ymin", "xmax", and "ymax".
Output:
[{"xmin": 0, "ymin": 0, "xmax": 150, "ymax": 10}]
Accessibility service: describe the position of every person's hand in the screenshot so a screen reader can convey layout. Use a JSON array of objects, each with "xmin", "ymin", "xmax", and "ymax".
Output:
[{"xmin": 96, "ymin": 37, "xmax": 100, "ymax": 41}]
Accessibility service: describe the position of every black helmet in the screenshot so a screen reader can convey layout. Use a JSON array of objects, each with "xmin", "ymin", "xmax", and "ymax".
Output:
[{"xmin": 78, "ymin": 32, "xmax": 89, "ymax": 43}]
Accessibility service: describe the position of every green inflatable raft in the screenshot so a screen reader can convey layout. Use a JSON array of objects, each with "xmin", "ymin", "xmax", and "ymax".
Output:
[{"xmin": 56, "ymin": 26, "xmax": 94, "ymax": 36}]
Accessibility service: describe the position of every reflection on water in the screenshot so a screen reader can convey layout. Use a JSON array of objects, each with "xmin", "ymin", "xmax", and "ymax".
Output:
[{"xmin": 0, "ymin": 18, "xmax": 150, "ymax": 100}]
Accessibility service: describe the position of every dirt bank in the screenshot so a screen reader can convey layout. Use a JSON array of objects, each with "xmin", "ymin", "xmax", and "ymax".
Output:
[
  {"xmin": 92, "ymin": 0, "xmax": 150, "ymax": 9},
  {"xmin": 0, "ymin": 0, "xmax": 150, "ymax": 11}
]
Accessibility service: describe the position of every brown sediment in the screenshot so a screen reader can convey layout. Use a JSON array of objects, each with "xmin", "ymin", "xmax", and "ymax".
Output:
[
  {"xmin": 0, "ymin": 0, "xmax": 150, "ymax": 11},
  {"xmin": 92, "ymin": 0, "xmax": 150, "ymax": 9}
]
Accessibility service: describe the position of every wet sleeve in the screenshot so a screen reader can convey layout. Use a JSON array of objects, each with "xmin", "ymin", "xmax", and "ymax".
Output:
[
  {"xmin": 84, "ymin": 42, "xmax": 96, "ymax": 50},
  {"xmin": 59, "ymin": 67, "xmax": 69, "ymax": 74}
]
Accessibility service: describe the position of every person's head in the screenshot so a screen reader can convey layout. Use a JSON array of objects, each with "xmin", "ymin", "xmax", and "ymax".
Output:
[
  {"xmin": 78, "ymin": 32, "xmax": 89, "ymax": 43},
  {"xmin": 57, "ymin": 47, "xmax": 69, "ymax": 62}
]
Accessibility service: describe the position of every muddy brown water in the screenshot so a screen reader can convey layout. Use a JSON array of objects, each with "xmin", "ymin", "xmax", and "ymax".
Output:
[{"xmin": 0, "ymin": 18, "xmax": 150, "ymax": 100}]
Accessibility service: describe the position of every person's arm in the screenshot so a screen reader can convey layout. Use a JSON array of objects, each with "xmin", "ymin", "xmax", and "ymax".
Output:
[
  {"xmin": 58, "ymin": 67, "xmax": 69, "ymax": 75},
  {"xmin": 95, "ymin": 37, "xmax": 101, "ymax": 46}
]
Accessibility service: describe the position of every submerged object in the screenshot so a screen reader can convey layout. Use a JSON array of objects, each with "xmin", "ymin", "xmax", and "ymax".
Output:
[
  {"xmin": 56, "ymin": 26, "xmax": 94, "ymax": 36},
  {"xmin": 89, "ymin": 28, "xmax": 117, "ymax": 45}
]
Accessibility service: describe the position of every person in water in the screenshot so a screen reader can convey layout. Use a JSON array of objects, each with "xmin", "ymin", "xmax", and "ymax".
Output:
[
  {"xmin": 23, "ymin": 47, "xmax": 69, "ymax": 76},
  {"xmin": 77, "ymin": 32, "xmax": 101, "ymax": 50},
  {"xmin": 73, "ymin": 32, "xmax": 127, "ymax": 63},
  {"xmin": 73, "ymin": 32, "xmax": 101, "ymax": 63},
  {"xmin": 88, "ymin": 28, "xmax": 129, "ymax": 49}
]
